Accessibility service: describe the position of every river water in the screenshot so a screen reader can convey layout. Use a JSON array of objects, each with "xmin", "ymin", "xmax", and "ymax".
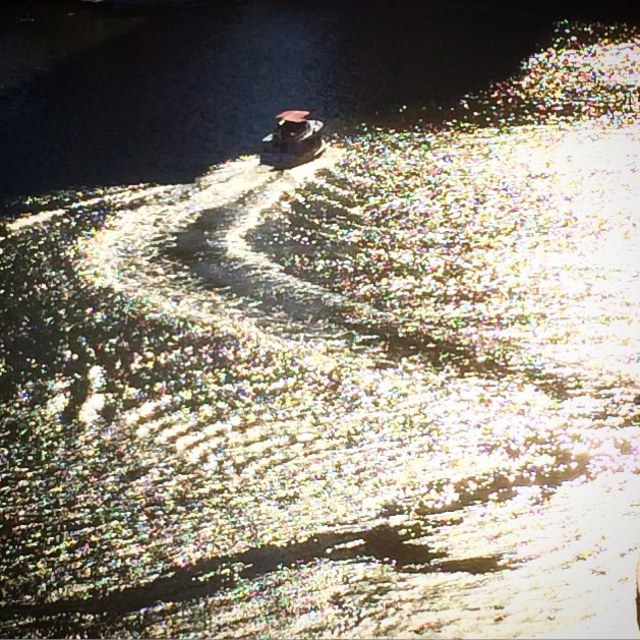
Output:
[{"xmin": 1, "ymin": 2, "xmax": 640, "ymax": 639}]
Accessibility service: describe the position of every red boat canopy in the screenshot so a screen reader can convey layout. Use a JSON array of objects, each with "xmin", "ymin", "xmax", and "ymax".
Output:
[{"xmin": 276, "ymin": 110, "xmax": 309, "ymax": 123}]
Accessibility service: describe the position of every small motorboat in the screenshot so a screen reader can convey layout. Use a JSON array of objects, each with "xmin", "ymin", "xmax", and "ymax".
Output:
[{"xmin": 260, "ymin": 110, "xmax": 326, "ymax": 169}]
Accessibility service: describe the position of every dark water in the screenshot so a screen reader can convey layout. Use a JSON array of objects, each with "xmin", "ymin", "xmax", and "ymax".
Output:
[
  {"xmin": 1, "ymin": 2, "xmax": 640, "ymax": 639},
  {"xmin": 1, "ymin": 0, "xmax": 637, "ymax": 205}
]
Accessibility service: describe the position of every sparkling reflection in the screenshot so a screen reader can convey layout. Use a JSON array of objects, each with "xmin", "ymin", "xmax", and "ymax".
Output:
[{"xmin": 1, "ymin": 20, "xmax": 639, "ymax": 640}]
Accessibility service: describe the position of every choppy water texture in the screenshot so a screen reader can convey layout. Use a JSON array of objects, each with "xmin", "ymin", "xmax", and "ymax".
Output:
[{"xmin": 1, "ymin": 20, "xmax": 640, "ymax": 640}]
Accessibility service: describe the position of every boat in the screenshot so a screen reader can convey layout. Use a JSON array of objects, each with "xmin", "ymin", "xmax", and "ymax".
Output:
[{"xmin": 260, "ymin": 110, "xmax": 326, "ymax": 169}]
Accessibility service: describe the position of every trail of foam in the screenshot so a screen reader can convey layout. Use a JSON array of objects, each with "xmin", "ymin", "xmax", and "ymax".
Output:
[
  {"xmin": 75, "ymin": 149, "xmax": 399, "ymax": 372},
  {"xmin": 216, "ymin": 150, "xmax": 404, "ymax": 339},
  {"xmin": 75, "ymin": 148, "xmax": 446, "ymax": 436}
]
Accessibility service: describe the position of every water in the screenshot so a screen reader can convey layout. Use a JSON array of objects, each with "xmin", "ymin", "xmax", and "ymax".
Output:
[{"xmin": 1, "ymin": 2, "xmax": 640, "ymax": 639}]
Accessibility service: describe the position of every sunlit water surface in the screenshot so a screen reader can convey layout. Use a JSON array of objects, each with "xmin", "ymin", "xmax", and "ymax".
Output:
[{"xmin": 1, "ymin": 21, "xmax": 640, "ymax": 640}]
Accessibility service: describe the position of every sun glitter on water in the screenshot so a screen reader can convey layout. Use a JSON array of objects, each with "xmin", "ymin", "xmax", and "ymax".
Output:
[{"xmin": 1, "ymin": 19, "xmax": 639, "ymax": 640}]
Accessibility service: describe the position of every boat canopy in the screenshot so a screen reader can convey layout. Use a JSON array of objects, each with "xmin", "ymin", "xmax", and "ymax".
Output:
[{"xmin": 276, "ymin": 110, "xmax": 310, "ymax": 123}]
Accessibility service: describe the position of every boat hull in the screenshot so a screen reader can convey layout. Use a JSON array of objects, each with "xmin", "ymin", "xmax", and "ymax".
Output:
[{"xmin": 260, "ymin": 140, "xmax": 327, "ymax": 170}]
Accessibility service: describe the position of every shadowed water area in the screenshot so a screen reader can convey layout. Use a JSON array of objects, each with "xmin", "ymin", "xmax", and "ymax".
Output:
[{"xmin": 1, "ymin": 1, "xmax": 640, "ymax": 638}]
